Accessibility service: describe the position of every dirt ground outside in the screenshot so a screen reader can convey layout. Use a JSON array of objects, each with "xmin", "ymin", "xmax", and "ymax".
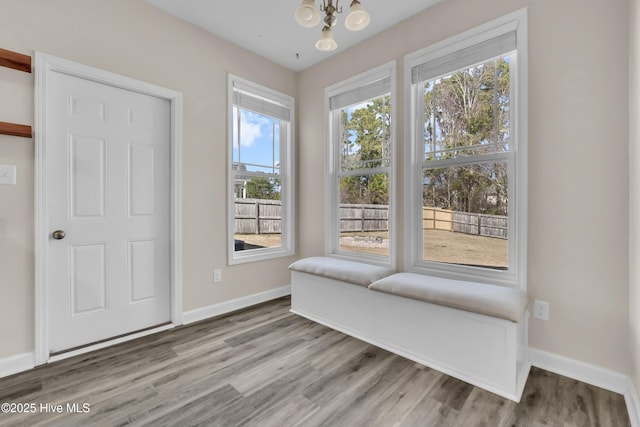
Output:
[
  {"xmin": 237, "ymin": 229, "xmax": 507, "ymax": 269},
  {"xmin": 421, "ymin": 229, "xmax": 507, "ymax": 269},
  {"xmin": 235, "ymin": 234, "xmax": 282, "ymax": 250},
  {"xmin": 339, "ymin": 231, "xmax": 389, "ymax": 256}
]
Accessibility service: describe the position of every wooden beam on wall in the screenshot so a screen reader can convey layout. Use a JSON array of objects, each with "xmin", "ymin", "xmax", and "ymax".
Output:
[
  {"xmin": 0, "ymin": 48, "xmax": 31, "ymax": 73},
  {"xmin": 0, "ymin": 121, "xmax": 32, "ymax": 138},
  {"xmin": 0, "ymin": 48, "xmax": 33, "ymax": 138}
]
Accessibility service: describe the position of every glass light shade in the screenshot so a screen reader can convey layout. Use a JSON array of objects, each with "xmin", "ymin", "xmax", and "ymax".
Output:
[
  {"xmin": 315, "ymin": 26, "xmax": 338, "ymax": 51},
  {"xmin": 345, "ymin": 0, "xmax": 370, "ymax": 31},
  {"xmin": 295, "ymin": 0, "xmax": 321, "ymax": 28}
]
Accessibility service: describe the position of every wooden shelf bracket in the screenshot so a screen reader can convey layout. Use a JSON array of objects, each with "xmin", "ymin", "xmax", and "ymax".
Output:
[
  {"xmin": 0, "ymin": 48, "xmax": 33, "ymax": 138},
  {"xmin": 0, "ymin": 121, "xmax": 32, "ymax": 138},
  {"xmin": 0, "ymin": 48, "xmax": 32, "ymax": 73}
]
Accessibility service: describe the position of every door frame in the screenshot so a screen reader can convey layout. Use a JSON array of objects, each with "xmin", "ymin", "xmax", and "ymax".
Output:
[{"xmin": 34, "ymin": 52, "xmax": 183, "ymax": 365}]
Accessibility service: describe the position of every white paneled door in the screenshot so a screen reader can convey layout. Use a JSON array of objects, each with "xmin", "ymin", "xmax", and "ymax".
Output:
[{"xmin": 47, "ymin": 71, "xmax": 171, "ymax": 354}]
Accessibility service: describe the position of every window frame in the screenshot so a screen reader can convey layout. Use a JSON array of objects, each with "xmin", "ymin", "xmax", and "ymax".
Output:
[
  {"xmin": 404, "ymin": 9, "xmax": 528, "ymax": 289},
  {"xmin": 227, "ymin": 74, "xmax": 295, "ymax": 265},
  {"xmin": 324, "ymin": 61, "xmax": 397, "ymax": 268}
]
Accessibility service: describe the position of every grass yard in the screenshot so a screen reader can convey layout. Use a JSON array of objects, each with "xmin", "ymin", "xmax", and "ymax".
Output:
[
  {"xmin": 237, "ymin": 229, "xmax": 507, "ymax": 269},
  {"xmin": 422, "ymin": 229, "xmax": 507, "ymax": 269}
]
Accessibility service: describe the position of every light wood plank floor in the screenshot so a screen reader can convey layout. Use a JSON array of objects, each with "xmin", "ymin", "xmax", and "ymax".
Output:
[{"xmin": 0, "ymin": 297, "xmax": 630, "ymax": 426}]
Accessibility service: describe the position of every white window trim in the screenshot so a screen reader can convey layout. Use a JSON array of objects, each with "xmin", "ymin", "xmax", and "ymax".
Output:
[
  {"xmin": 403, "ymin": 9, "xmax": 528, "ymax": 289},
  {"xmin": 227, "ymin": 74, "xmax": 295, "ymax": 265},
  {"xmin": 324, "ymin": 61, "xmax": 397, "ymax": 268}
]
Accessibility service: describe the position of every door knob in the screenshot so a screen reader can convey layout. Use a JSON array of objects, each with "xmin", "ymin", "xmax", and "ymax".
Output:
[{"xmin": 52, "ymin": 230, "xmax": 66, "ymax": 240}]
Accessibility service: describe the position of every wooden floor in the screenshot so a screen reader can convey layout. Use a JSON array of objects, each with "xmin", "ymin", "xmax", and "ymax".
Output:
[{"xmin": 0, "ymin": 297, "xmax": 630, "ymax": 426}]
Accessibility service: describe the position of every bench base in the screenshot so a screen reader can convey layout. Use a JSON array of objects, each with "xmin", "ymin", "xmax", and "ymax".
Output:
[{"xmin": 291, "ymin": 271, "xmax": 530, "ymax": 402}]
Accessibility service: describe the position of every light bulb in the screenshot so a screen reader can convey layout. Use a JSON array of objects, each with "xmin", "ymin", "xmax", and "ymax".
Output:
[
  {"xmin": 301, "ymin": 8, "xmax": 313, "ymax": 21},
  {"xmin": 295, "ymin": 0, "xmax": 321, "ymax": 28},
  {"xmin": 315, "ymin": 26, "xmax": 337, "ymax": 51},
  {"xmin": 345, "ymin": 0, "xmax": 370, "ymax": 31}
]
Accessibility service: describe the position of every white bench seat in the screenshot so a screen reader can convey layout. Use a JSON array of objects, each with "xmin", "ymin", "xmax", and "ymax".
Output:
[
  {"xmin": 288, "ymin": 256, "xmax": 396, "ymax": 287},
  {"xmin": 369, "ymin": 272, "xmax": 528, "ymax": 322},
  {"xmin": 289, "ymin": 257, "xmax": 530, "ymax": 402}
]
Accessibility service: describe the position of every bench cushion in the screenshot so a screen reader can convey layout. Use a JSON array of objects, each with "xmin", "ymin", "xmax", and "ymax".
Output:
[
  {"xmin": 369, "ymin": 273, "xmax": 528, "ymax": 322},
  {"xmin": 289, "ymin": 256, "xmax": 396, "ymax": 287}
]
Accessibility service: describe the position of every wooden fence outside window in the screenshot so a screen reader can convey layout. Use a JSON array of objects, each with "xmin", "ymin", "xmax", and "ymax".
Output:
[{"xmin": 234, "ymin": 199, "xmax": 507, "ymax": 239}]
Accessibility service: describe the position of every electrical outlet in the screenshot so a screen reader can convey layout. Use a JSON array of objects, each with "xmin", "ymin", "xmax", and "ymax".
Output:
[
  {"xmin": 533, "ymin": 299, "xmax": 550, "ymax": 320},
  {"xmin": 214, "ymin": 269, "xmax": 222, "ymax": 283}
]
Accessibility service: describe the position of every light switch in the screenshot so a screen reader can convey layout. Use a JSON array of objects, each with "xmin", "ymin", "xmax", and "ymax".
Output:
[{"xmin": 0, "ymin": 165, "xmax": 17, "ymax": 185}]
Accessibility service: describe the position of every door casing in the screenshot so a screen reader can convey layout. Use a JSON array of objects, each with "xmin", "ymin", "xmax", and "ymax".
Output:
[{"xmin": 34, "ymin": 52, "xmax": 183, "ymax": 365}]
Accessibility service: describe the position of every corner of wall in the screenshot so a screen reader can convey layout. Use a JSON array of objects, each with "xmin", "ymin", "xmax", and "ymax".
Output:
[
  {"xmin": 626, "ymin": 378, "xmax": 640, "ymax": 427},
  {"xmin": 630, "ymin": 2, "xmax": 640, "ymax": 426}
]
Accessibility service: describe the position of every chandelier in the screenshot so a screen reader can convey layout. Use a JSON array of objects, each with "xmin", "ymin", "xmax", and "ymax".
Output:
[{"xmin": 294, "ymin": 0, "xmax": 370, "ymax": 51}]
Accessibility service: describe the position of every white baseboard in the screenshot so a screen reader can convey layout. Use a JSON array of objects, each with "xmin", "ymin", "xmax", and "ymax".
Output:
[
  {"xmin": 0, "ymin": 352, "xmax": 34, "ymax": 380},
  {"xmin": 529, "ymin": 348, "xmax": 629, "ymax": 393},
  {"xmin": 182, "ymin": 285, "xmax": 291, "ymax": 325},
  {"xmin": 530, "ymin": 348, "xmax": 638, "ymax": 426},
  {"xmin": 627, "ymin": 379, "xmax": 640, "ymax": 427}
]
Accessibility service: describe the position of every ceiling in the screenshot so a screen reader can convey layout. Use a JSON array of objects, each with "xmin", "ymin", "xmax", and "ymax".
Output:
[{"xmin": 144, "ymin": 0, "xmax": 442, "ymax": 72}]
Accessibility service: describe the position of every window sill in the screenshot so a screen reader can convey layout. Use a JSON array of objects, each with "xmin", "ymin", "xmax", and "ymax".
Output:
[
  {"xmin": 229, "ymin": 247, "xmax": 294, "ymax": 265},
  {"xmin": 408, "ymin": 263, "xmax": 520, "ymax": 289}
]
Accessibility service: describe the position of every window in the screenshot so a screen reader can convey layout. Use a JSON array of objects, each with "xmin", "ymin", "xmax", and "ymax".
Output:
[
  {"xmin": 405, "ymin": 10, "xmax": 527, "ymax": 287},
  {"xmin": 228, "ymin": 75, "xmax": 294, "ymax": 264},
  {"xmin": 326, "ymin": 63, "xmax": 395, "ymax": 266}
]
